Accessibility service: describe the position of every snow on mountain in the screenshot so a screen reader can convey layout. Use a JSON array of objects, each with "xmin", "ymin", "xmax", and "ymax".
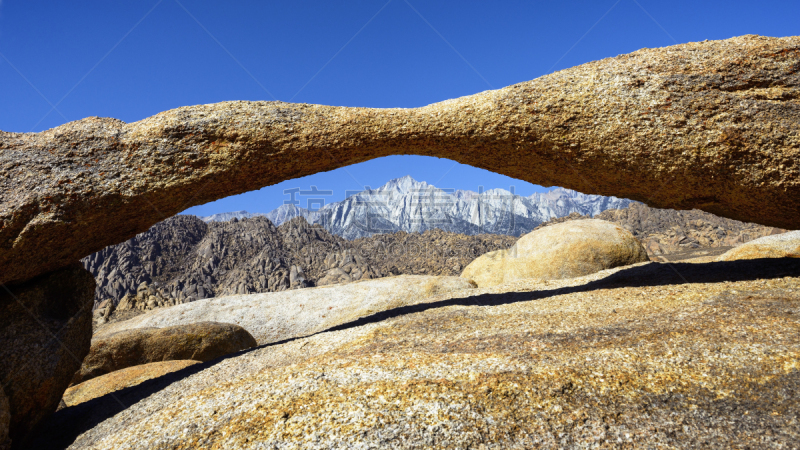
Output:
[
  {"xmin": 201, "ymin": 210, "xmax": 265, "ymax": 222},
  {"xmin": 203, "ymin": 176, "xmax": 636, "ymax": 238},
  {"xmin": 263, "ymin": 204, "xmax": 322, "ymax": 226}
]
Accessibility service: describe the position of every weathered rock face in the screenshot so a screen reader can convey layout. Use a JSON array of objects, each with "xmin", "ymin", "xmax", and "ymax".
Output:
[
  {"xmin": 537, "ymin": 202, "xmax": 787, "ymax": 255},
  {"xmin": 71, "ymin": 322, "xmax": 256, "ymax": 385},
  {"xmin": 2, "ymin": 34, "xmax": 798, "ymax": 285},
  {"xmin": 83, "ymin": 215, "xmax": 515, "ymax": 312},
  {"xmin": 62, "ymin": 360, "xmax": 201, "ymax": 408},
  {"xmin": 718, "ymin": 230, "xmax": 800, "ymax": 261},
  {"xmin": 462, "ymin": 219, "xmax": 649, "ymax": 287},
  {"xmin": 35, "ymin": 258, "xmax": 800, "ymax": 449},
  {"xmin": 0, "ymin": 264, "xmax": 95, "ymax": 447},
  {"xmin": 0, "ymin": 387, "xmax": 10, "ymax": 450},
  {"xmin": 96, "ymin": 275, "xmax": 477, "ymax": 345}
]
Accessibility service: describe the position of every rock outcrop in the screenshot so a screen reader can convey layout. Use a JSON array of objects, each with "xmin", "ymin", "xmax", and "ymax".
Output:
[
  {"xmin": 2, "ymin": 34, "xmax": 799, "ymax": 285},
  {"xmin": 33, "ymin": 258, "xmax": 800, "ymax": 449},
  {"xmin": 0, "ymin": 265, "xmax": 95, "ymax": 447},
  {"xmin": 717, "ymin": 230, "xmax": 800, "ymax": 261},
  {"xmin": 62, "ymin": 361, "xmax": 201, "ymax": 408},
  {"xmin": 72, "ymin": 322, "xmax": 256, "ymax": 385},
  {"xmin": 0, "ymin": 387, "xmax": 9, "ymax": 450},
  {"xmin": 82, "ymin": 215, "xmax": 515, "ymax": 311},
  {"xmin": 96, "ymin": 275, "xmax": 477, "ymax": 345},
  {"xmin": 536, "ymin": 202, "xmax": 788, "ymax": 256},
  {"xmin": 462, "ymin": 219, "xmax": 649, "ymax": 287}
]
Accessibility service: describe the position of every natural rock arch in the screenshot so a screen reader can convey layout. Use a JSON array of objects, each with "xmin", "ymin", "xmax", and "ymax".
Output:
[{"xmin": 1, "ymin": 34, "xmax": 798, "ymax": 285}]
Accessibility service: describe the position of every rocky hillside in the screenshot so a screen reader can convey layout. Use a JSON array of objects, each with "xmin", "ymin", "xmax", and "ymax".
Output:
[
  {"xmin": 82, "ymin": 215, "xmax": 516, "ymax": 308},
  {"xmin": 202, "ymin": 176, "xmax": 634, "ymax": 238},
  {"xmin": 85, "ymin": 201, "xmax": 786, "ymax": 309},
  {"xmin": 536, "ymin": 202, "xmax": 787, "ymax": 257}
]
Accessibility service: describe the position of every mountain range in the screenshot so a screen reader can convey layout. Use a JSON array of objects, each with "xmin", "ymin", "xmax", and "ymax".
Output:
[{"xmin": 201, "ymin": 176, "xmax": 635, "ymax": 239}]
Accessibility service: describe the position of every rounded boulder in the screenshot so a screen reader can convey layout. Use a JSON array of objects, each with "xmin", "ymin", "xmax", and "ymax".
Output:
[
  {"xmin": 461, "ymin": 219, "xmax": 649, "ymax": 287},
  {"xmin": 72, "ymin": 322, "xmax": 257, "ymax": 385},
  {"xmin": 717, "ymin": 230, "xmax": 800, "ymax": 261}
]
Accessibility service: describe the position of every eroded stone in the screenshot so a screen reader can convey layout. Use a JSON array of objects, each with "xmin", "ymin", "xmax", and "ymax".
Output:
[
  {"xmin": 718, "ymin": 230, "xmax": 800, "ymax": 261},
  {"xmin": 461, "ymin": 219, "xmax": 649, "ymax": 287},
  {"xmin": 71, "ymin": 322, "xmax": 256, "ymax": 385},
  {"xmin": 96, "ymin": 275, "xmax": 477, "ymax": 345},
  {"xmin": 62, "ymin": 360, "xmax": 201, "ymax": 408},
  {"xmin": 0, "ymin": 264, "xmax": 94, "ymax": 446},
  {"xmin": 1, "ymin": 34, "xmax": 798, "ymax": 285}
]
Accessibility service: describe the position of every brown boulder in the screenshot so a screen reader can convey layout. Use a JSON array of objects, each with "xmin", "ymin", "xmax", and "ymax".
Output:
[
  {"xmin": 71, "ymin": 322, "xmax": 256, "ymax": 385},
  {"xmin": 462, "ymin": 219, "xmax": 649, "ymax": 287},
  {"xmin": 1, "ymin": 35, "xmax": 799, "ymax": 285},
  {"xmin": 62, "ymin": 360, "xmax": 201, "ymax": 408},
  {"xmin": 0, "ymin": 387, "xmax": 10, "ymax": 450},
  {"xmin": 0, "ymin": 264, "xmax": 95, "ymax": 446}
]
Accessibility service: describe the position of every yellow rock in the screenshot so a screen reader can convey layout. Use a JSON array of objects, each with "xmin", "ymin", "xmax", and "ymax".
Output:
[
  {"xmin": 718, "ymin": 231, "xmax": 800, "ymax": 261},
  {"xmin": 62, "ymin": 360, "xmax": 201, "ymax": 408},
  {"xmin": 72, "ymin": 322, "xmax": 256, "ymax": 385},
  {"xmin": 461, "ymin": 219, "xmax": 649, "ymax": 287}
]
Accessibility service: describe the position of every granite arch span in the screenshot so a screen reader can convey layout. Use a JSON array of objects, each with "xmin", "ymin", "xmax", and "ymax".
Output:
[{"xmin": 1, "ymin": 34, "xmax": 798, "ymax": 286}]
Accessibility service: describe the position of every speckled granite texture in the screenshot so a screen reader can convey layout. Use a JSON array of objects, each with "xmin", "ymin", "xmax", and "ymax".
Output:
[
  {"xmin": 461, "ymin": 219, "xmax": 649, "ymax": 287},
  {"xmin": 28, "ymin": 257, "xmax": 800, "ymax": 449},
  {"xmin": 718, "ymin": 230, "xmax": 800, "ymax": 261},
  {"xmin": 2, "ymin": 34, "xmax": 799, "ymax": 285},
  {"xmin": 0, "ymin": 264, "xmax": 95, "ymax": 448}
]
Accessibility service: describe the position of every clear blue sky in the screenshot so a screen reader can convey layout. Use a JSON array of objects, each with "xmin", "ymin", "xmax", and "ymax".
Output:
[{"xmin": 1, "ymin": 1, "xmax": 797, "ymax": 216}]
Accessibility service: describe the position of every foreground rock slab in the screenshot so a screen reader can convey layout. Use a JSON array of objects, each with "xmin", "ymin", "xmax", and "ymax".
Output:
[
  {"xmin": 2, "ymin": 34, "xmax": 799, "ymax": 285},
  {"xmin": 97, "ymin": 275, "xmax": 476, "ymax": 345},
  {"xmin": 35, "ymin": 258, "xmax": 800, "ymax": 449},
  {"xmin": 0, "ymin": 265, "xmax": 94, "ymax": 448},
  {"xmin": 72, "ymin": 322, "xmax": 256, "ymax": 385},
  {"xmin": 718, "ymin": 229, "xmax": 800, "ymax": 261},
  {"xmin": 63, "ymin": 361, "xmax": 201, "ymax": 408},
  {"xmin": 462, "ymin": 219, "xmax": 649, "ymax": 287}
]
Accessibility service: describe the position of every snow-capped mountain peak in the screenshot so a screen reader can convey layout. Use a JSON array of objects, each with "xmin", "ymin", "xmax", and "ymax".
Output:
[
  {"xmin": 203, "ymin": 177, "xmax": 635, "ymax": 239},
  {"xmin": 201, "ymin": 210, "xmax": 262, "ymax": 222},
  {"xmin": 377, "ymin": 175, "xmax": 433, "ymax": 195}
]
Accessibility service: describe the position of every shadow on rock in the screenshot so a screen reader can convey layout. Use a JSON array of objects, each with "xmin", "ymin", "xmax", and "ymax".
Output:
[{"xmin": 27, "ymin": 258, "xmax": 800, "ymax": 449}]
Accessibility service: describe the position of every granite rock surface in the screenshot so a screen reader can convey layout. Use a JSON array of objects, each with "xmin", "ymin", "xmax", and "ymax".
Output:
[
  {"xmin": 72, "ymin": 322, "xmax": 256, "ymax": 385},
  {"xmin": 0, "ymin": 265, "xmax": 95, "ymax": 447},
  {"xmin": 2, "ymin": 34, "xmax": 799, "ymax": 285},
  {"xmin": 462, "ymin": 219, "xmax": 649, "ymax": 287},
  {"xmin": 717, "ymin": 229, "xmax": 800, "ymax": 261},
  {"xmin": 0, "ymin": 387, "xmax": 9, "ymax": 450},
  {"xmin": 62, "ymin": 361, "xmax": 201, "ymax": 408},
  {"xmin": 536, "ymin": 202, "xmax": 788, "ymax": 256},
  {"xmin": 82, "ymin": 214, "xmax": 514, "ymax": 308},
  {"xmin": 96, "ymin": 275, "xmax": 476, "ymax": 345},
  {"xmin": 32, "ymin": 257, "xmax": 800, "ymax": 449}
]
